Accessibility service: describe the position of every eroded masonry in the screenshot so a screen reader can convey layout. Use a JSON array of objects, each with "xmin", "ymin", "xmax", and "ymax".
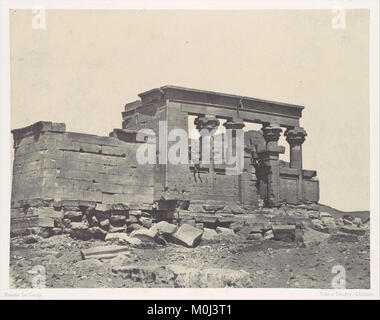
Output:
[{"xmin": 11, "ymin": 86, "xmax": 319, "ymax": 237}]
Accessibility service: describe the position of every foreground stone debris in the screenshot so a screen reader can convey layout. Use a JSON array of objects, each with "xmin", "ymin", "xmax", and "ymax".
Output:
[
  {"xmin": 272, "ymin": 225, "xmax": 296, "ymax": 241},
  {"xmin": 172, "ymin": 224, "xmax": 204, "ymax": 247},
  {"xmin": 105, "ymin": 233, "xmax": 142, "ymax": 246},
  {"xmin": 111, "ymin": 264, "xmax": 252, "ymax": 288},
  {"xmin": 10, "ymin": 213, "xmax": 370, "ymax": 289},
  {"xmin": 80, "ymin": 245, "xmax": 130, "ymax": 260},
  {"xmin": 8, "ymin": 87, "xmax": 370, "ymax": 289}
]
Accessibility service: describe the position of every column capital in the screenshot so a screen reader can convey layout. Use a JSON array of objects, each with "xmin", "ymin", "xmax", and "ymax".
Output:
[
  {"xmin": 194, "ymin": 115, "xmax": 220, "ymax": 131},
  {"xmin": 223, "ymin": 118, "xmax": 245, "ymax": 130},
  {"xmin": 262, "ymin": 124, "xmax": 282, "ymax": 142},
  {"xmin": 285, "ymin": 127, "xmax": 307, "ymax": 146}
]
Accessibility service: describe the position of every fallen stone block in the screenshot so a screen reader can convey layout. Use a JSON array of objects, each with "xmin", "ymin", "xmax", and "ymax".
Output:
[
  {"xmin": 105, "ymin": 232, "xmax": 142, "ymax": 246},
  {"xmin": 130, "ymin": 227, "xmax": 158, "ymax": 243},
  {"xmin": 127, "ymin": 223, "xmax": 143, "ymax": 233},
  {"xmin": 311, "ymin": 219, "xmax": 328, "ymax": 233},
  {"xmin": 338, "ymin": 226, "xmax": 366, "ymax": 236},
  {"xmin": 89, "ymin": 226, "xmax": 107, "ymax": 240},
  {"xmin": 202, "ymin": 228, "xmax": 218, "ymax": 241},
  {"xmin": 272, "ymin": 225, "xmax": 296, "ymax": 241},
  {"xmin": 129, "ymin": 210, "xmax": 142, "ymax": 217},
  {"xmin": 302, "ymin": 227, "xmax": 330, "ymax": 248},
  {"xmin": 63, "ymin": 211, "xmax": 83, "ymax": 222},
  {"xmin": 32, "ymin": 207, "xmax": 63, "ymax": 228},
  {"xmin": 139, "ymin": 217, "xmax": 153, "ymax": 228},
  {"xmin": 151, "ymin": 221, "xmax": 177, "ymax": 235},
  {"xmin": 81, "ymin": 245, "xmax": 131, "ymax": 260},
  {"xmin": 172, "ymin": 224, "xmax": 203, "ymax": 247},
  {"xmin": 215, "ymin": 227, "xmax": 235, "ymax": 235},
  {"xmin": 109, "ymin": 215, "xmax": 126, "ymax": 227},
  {"xmin": 70, "ymin": 222, "xmax": 92, "ymax": 240},
  {"xmin": 321, "ymin": 216, "xmax": 336, "ymax": 226}
]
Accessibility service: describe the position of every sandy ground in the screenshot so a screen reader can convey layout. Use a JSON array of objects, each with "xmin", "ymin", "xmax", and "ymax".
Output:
[{"xmin": 9, "ymin": 231, "xmax": 370, "ymax": 289}]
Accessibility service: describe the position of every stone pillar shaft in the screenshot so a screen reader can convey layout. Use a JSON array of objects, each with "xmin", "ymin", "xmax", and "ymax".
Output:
[
  {"xmin": 195, "ymin": 115, "xmax": 220, "ymax": 171},
  {"xmin": 259, "ymin": 124, "xmax": 284, "ymax": 207},
  {"xmin": 194, "ymin": 115, "xmax": 220, "ymax": 195},
  {"xmin": 285, "ymin": 127, "xmax": 307, "ymax": 203},
  {"xmin": 224, "ymin": 118, "xmax": 245, "ymax": 203}
]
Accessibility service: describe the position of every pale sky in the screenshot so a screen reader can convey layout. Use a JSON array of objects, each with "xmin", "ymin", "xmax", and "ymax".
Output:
[{"xmin": 10, "ymin": 9, "xmax": 370, "ymax": 211}]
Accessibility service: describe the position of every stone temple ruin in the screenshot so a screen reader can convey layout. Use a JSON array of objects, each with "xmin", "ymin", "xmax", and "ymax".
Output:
[{"xmin": 10, "ymin": 86, "xmax": 319, "ymax": 241}]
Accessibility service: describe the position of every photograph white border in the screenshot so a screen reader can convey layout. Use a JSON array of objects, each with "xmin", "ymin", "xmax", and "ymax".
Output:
[{"xmin": 0, "ymin": 0, "xmax": 378, "ymax": 300}]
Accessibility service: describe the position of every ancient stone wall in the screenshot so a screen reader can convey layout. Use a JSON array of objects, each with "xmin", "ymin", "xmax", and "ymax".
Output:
[{"xmin": 11, "ymin": 121, "xmax": 155, "ymax": 236}]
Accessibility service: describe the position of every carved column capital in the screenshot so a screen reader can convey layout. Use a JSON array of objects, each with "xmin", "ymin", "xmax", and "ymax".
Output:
[
  {"xmin": 285, "ymin": 127, "xmax": 307, "ymax": 146},
  {"xmin": 194, "ymin": 115, "xmax": 220, "ymax": 132},
  {"xmin": 262, "ymin": 125, "xmax": 283, "ymax": 143},
  {"xmin": 223, "ymin": 118, "xmax": 245, "ymax": 130}
]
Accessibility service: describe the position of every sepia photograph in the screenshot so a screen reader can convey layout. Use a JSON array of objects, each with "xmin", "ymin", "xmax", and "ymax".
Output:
[{"xmin": 0, "ymin": 0, "xmax": 379, "ymax": 301}]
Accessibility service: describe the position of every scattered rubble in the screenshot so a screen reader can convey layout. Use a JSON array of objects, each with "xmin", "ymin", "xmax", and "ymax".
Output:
[
  {"xmin": 80, "ymin": 245, "xmax": 131, "ymax": 260},
  {"xmin": 9, "ymin": 204, "xmax": 370, "ymax": 289},
  {"xmin": 111, "ymin": 264, "xmax": 252, "ymax": 288}
]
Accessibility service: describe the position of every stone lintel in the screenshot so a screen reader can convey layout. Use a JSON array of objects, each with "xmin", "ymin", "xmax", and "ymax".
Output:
[{"xmin": 137, "ymin": 86, "xmax": 304, "ymax": 121}]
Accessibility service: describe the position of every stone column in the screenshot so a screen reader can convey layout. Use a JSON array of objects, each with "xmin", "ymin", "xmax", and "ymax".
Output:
[
  {"xmin": 194, "ymin": 115, "xmax": 220, "ymax": 172},
  {"xmin": 259, "ymin": 124, "xmax": 285, "ymax": 207},
  {"xmin": 285, "ymin": 127, "xmax": 307, "ymax": 202},
  {"xmin": 194, "ymin": 115, "xmax": 220, "ymax": 198},
  {"xmin": 223, "ymin": 118, "xmax": 245, "ymax": 203},
  {"xmin": 285, "ymin": 127, "xmax": 307, "ymax": 169}
]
